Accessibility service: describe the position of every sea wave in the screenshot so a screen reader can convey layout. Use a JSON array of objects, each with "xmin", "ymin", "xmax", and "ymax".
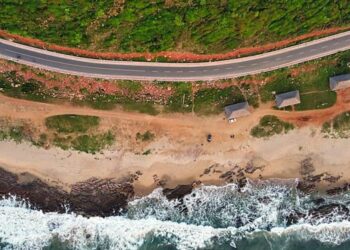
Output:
[{"xmin": 1, "ymin": 181, "xmax": 350, "ymax": 249}]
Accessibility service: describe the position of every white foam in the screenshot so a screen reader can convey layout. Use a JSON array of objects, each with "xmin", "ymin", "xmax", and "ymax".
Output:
[
  {"xmin": 0, "ymin": 199, "xmax": 235, "ymax": 250},
  {"xmin": 271, "ymin": 221, "xmax": 350, "ymax": 245}
]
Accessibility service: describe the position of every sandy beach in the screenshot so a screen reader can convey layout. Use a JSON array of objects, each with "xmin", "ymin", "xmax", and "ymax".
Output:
[
  {"xmin": 0, "ymin": 93, "xmax": 349, "ymax": 197},
  {"xmin": 0, "ymin": 125, "xmax": 349, "ymax": 195}
]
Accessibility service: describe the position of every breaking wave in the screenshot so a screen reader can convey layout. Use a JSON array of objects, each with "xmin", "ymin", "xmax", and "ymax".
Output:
[{"xmin": 1, "ymin": 180, "xmax": 350, "ymax": 249}]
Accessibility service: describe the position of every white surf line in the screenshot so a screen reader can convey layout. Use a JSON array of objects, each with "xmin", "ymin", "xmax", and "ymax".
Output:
[{"xmin": 5, "ymin": 49, "xmax": 146, "ymax": 72}]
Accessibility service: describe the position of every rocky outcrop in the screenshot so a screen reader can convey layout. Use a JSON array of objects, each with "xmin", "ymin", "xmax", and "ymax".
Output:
[
  {"xmin": 0, "ymin": 167, "xmax": 134, "ymax": 217},
  {"xmin": 163, "ymin": 184, "xmax": 193, "ymax": 200}
]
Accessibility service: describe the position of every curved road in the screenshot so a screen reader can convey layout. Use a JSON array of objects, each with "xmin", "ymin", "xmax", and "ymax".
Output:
[{"xmin": 1, "ymin": 31, "xmax": 350, "ymax": 81}]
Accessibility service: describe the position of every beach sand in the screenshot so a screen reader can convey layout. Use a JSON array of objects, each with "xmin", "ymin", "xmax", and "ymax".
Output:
[{"xmin": 0, "ymin": 94, "xmax": 349, "ymax": 195}]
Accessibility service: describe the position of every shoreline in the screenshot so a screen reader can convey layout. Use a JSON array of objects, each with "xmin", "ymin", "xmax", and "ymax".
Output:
[{"xmin": 1, "ymin": 125, "xmax": 350, "ymax": 216}]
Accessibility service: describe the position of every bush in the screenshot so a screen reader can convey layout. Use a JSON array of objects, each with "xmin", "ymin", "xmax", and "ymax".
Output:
[
  {"xmin": 136, "ymin": 131, "xmax": 155, "ymax": 141},
  {"xmin": 45, "ymin": 115, "xmax": 100, "ymax": 133},
  {"xmin": 251, "ymin": 115, "xmax": 294, "ymax": 138}
]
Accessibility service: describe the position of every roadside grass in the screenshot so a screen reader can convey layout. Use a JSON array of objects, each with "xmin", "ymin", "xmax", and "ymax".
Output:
[
  {"xmin": 194, "ymin": 86, "xmax": 245, "ymax": 115},
  {"xmin": 1, "ymin": 1, "xmax": 350, "ymax": 54},
  {"xmin": 250, "ymin": 115, "xmax": 294, "ymax": 138},
  {"xmin": 2, "ymin": 50, "xmax": 350, "ymax": 117},
  {"xmin": 259, "ymin": 71, "xmax": 301, "ymax": 102},
  {"xmin": 118, "ymin": 81, "xmax": 143, "ymax": 94},
  {"xmin": 0, "ymin": 71, "xmax": 52, "ymax": 102},
  {"xmin": 45, "ymin": 115, "xmax": 100, "ymax": 133},
  {"xmin": 163, "ymin": 82, "xmax": 193, "ymax": 113},
  {"xmin": 322, "ymin": 111, "xmax": 350, "ymax": 138}
]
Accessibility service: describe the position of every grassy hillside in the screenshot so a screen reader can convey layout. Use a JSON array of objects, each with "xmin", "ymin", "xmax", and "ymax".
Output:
[{"xmin": 1, "ymin": 0, "xmax": 350, "ymax": 54}]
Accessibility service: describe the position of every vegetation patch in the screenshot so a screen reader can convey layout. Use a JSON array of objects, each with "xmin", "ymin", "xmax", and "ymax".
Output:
[
  {"xmin": 164, "ymin": 82, "xmax": 193, "ymax": 113},
  {"xmin": 136, "ymin": 131, "xmax": 155, "ymax": 142},
  {"xmin": 71, "ymin": 132, "xmax": 115, "ymax": 154},
  {"xmin": 295, "ymin": 91, "xmax": 336, "ymax": 111},
  {"xmin": 322, "ymin": 112, "xmax": 350, "ymax": 138},
  {"xmin": 194, "ymin": 86, "xmax": 245, "ymax": 115},
  {"xmin": 0, "ymin": 71, "xmax": 52, "ymax": 102},
  {"xmin": 251, "ymin": 115, "xmax": 294, "ymax": 138},
  {"xmin": 45, "ymin": 114, "xmax": 115, "ymax": 153},
  {"xmin": 1, "ymin": 1, "xmax": 350, "ymax": 54},
  {"xmin": 122, "ymin": 102, "xmax": 159, "ymax": 115},
  {"xmin": 45, "ymin": 115, "xmax": 100, "ymax": 133}
]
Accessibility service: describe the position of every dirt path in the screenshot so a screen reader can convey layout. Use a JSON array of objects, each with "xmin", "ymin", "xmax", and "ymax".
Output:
[{"xmin": 1, "ymin": 86, "xmax": 349, "ymax": 130}]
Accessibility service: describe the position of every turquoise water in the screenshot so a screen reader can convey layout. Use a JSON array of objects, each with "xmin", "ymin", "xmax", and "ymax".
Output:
[{"xmin": 1, "ymin": 180, "xmax": 350, "ymax": 249}]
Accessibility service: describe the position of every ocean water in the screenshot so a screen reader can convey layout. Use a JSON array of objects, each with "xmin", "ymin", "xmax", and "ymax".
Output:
[{"xmin": 1, "ymin": 180, "xmax": 350, "ymax": 249}]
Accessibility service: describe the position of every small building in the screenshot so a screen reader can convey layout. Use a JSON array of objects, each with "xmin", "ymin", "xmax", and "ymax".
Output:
[
  {"xmin": 224, "ymin": 101, "xmax": 251, "ymax": 123},
  {"xmin": 275, "ymin": 90, "xmax": 300, "ymax": 108},
  {"xmin": 329, "ymin": 74, "xmax": 350, "ymax": 91}
]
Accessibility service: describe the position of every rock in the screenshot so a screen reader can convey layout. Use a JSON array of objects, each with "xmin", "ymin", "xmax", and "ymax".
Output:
[
  {"xmin": 163, "ymin": 184, "xmax": 193, "ymax": 200},
  {"xmin": 286, "ymin": 211, "xmax": 305, "ymax": 226},
  {"xmin": 309, "ymin": 204, "xmax": 349, "ymax": 220},
  {"xmin": 0, "ymin": 167, "xmax": 134, "ymax": 217},
  {"xmin": 313, "ymin": 198, "xmax": 325, "ymax": 206},
  {"xmin": 326, "ymin": 183, "xmax": 350, "ymax": 195},
  {"xmin": 296, "ymin": 180, "xmax": 316, "ymax": 194},
  {"xmin": 69, "ymin": 178, "xmax": 134, "ymax": 217}
]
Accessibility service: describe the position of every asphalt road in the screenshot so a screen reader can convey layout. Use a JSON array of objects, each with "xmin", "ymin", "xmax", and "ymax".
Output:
[{"xmin": 1, "ymin": 31, "xmax": 350, "ymax": 81}]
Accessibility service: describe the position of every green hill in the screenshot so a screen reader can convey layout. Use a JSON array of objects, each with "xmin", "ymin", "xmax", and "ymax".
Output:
[{"xmin": 1, "ymin": 0, "xmax": 350, "ymax": 54}]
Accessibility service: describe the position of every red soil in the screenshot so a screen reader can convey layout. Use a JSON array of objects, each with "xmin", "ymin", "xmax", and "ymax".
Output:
[
  {"xmin": 1, "ymin": 26, "xmax": 350, "ymax": 63},
  {"xmin": 0, "ymin": 60, "xmax": 174, "ymax": 102}
]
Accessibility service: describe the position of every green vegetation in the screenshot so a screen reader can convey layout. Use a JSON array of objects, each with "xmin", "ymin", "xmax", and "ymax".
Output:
[
  {"xmin": 164, "ymin": 82, "xmax": 193, "ymax": 113},
  {"xmin": 80, "ymin": 92, "xmax": 159, "ymax": 115},
  {"xmin": 322, "ymin": 112, "xmax": 350, "ymax": 138},
  {"xmin": 71, "ymin": 132, "xmax": 115, "ymax": 154},
  {"xmin": 45, "ymin": 115, "xmax": 100, "ymax": 133},
  {"xmin": 250, "ymin": 115, "xmax": 294, "ymax": 138},
  {"xmin": 122, "ymin": 102, "xmax": 159, "ymax": 115},
  {"xmin": 0, "ymin": 126, "xmax": 27, "ymax": 143},
  {"xmin": 136, "ymin": 131, "xmax": 155, "ymax": 142},
  {"xmin": 0, "ymin": 71, "xmax": 52, "ymax": 102},
  {"xmin": 142, "ymin": 149, "xmax": 152, "ymax": 155},
  {"xmin": 194, "ymin": 86, "xmax": 245, "ymax": 115},
  {"xmin": 257, "ymin": 50, "xmax": 350, "ymax": 110},
  {"xmin": 45, "ymin": 114, "xmax": 115, "ymax": 153},
  {"xmin": 0, "ymin": 119, "xmax": 47, "ymax": 146},
  {"xmin": 1, "ymin": 1, "xmax": 350, "ymax": 53},
  {"xmin": 295, "ymin": 91, "xmax": 336, "ymax": 111}
]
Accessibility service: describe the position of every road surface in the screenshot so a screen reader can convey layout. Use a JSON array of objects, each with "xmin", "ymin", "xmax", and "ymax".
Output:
[{"xmin": 1, "ymin": 31, "xmax": 350, "ymax": 81}]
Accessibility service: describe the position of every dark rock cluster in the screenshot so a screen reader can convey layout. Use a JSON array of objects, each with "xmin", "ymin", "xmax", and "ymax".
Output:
[{"xmin": 0, "ymin": 167, "xmax": 134, "ymax": 217}]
